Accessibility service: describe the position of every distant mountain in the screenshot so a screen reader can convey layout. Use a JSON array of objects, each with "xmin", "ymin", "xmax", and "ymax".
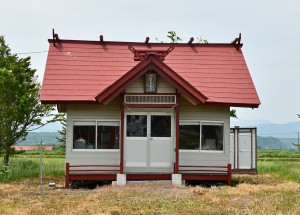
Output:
[
  {"xmin": 278, "ymin": 138, "xmax": 298, "ymax": 149},
  {"xmin": 256, "ymin": 122, "xmax": 300, "ymax": 138},
  {"xmin": 31, "ymin": 121, "xmax": 63, "ymax": 132},
  {"xmin": 257, "ymin": 136, "xmax": 296, "ymax": 150},
  {"xmin": 231, "ymin": 119, "xmax": 300, "ymax": 138},
  {"xmin": 17, "ymin": 132, "xmax": 61, "ymax": 146}
]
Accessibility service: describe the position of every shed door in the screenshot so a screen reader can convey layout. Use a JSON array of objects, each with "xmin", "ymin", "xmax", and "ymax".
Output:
[
  {"xmin": 125, "ymin": 113, "xmax": 173, "ymax": 172},
  {"xmin": 238, "ymin": 133, "xmax": 252, "ymax": 169}
]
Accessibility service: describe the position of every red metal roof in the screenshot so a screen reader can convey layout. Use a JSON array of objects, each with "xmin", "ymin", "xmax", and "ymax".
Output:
[{"xmin": 40, "ymin": 39, "xmax": 260, "ymax": 108}]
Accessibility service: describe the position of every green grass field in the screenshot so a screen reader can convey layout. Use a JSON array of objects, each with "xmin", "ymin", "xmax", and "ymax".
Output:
[
  {"xmin": 258, "ymin": 150, "xmax": 300, "ymax": 160},
  {"xmin": 258, "ymin": 160, "xmax": 300, "ymax": 182},
  {"xmin": 0, "ymin": 157, "xmax": 65, "ymax": 183}
]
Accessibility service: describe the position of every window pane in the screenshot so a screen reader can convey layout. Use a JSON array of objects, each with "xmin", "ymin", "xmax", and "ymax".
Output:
[
  {"xmin": 97, "ymin": 126, "xmax": 120, "ymax": 149},
  {"xmin": 179, "ymin": 125, "xmax": 200, "ymax": 150},
  {"xmin": 73, "ymin": 126, "xmax": 96, "ymax": 149},
  {"xmin": 151, "ymin": 115, "xmax": 171, "ymax": 137},
  {"xmin": 127, "ymin": 115, "xmax": 147, "ymax": 137},
  {"xmin": 201, "ymin": 124, "xmax": 223, "ymax": 151}
]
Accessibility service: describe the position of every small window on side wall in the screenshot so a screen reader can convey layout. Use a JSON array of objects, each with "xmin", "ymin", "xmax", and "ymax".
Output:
[
  {"xmin": 179, "ymin": 121, "xmax": 224, "ymax": 152},
  {"xmin": 73, "ymin": 121, "xmax": 96, "ymax": 149},
  {"xmin": 179, "ymin": 124, "xmax": 200, "ymax": 150},
  {"xmin": 201, "ymin": 123, "xmax": 224, "ymax": 151},
  {"xmin": 73, "ymin": 121, "xmax": 120, "ymax": 150},
  {"xmin": 97, "ymin": 122, "xmax": 120, "ymax": 149}
]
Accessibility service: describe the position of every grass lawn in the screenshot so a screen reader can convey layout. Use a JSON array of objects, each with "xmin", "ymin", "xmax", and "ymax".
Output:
[{"xmin": 0, "ymin": 176, "xmax": 299, "ymax": 214}]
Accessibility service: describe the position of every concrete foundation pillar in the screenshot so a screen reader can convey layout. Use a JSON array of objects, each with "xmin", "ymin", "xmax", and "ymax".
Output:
[
  {"xmin": 172, "ymin": 174, "xmax": 182, "ymax": 186},
  {"xmin": 117, "ymin": 174, "xmax": 126, "ymax": 186}
]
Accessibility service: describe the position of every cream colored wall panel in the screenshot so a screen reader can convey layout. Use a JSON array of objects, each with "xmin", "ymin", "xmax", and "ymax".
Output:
[
  {"xmin": 179, "ymin": 96, "xmax": 230, "ymax": 167},
  {"xmin": 66, "ymin": 99, "xmax": 121, "ymax": 165},
  {"xmin": 125, "ymin": 76, "xmax": 176, "ymax": 94}
]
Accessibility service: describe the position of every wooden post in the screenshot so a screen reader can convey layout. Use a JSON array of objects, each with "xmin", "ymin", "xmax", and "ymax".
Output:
[
  {"xmin": 65, "ymin": 162, "xmax": 70, "ymax": 189},
  {"xmin": 175, "ymin": 94, "xmax": 180, "ymax": 174},
  {"xmin": 120, "ymin": 95, "xmax": 124, "ymax": 174},
  {"xmin": 227, "ymin": 163, "xmax": 232, "ymax": 186},
  {"xmin": 188, "ymin": 37, "xmax": 194, "ymax": 44}
]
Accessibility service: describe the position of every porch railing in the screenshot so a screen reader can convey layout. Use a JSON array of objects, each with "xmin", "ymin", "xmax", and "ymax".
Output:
[
  {"xmin": 65, "ymin": 163, "xmax": 232, "ymax": 188},
  {"xmin": 179, "ymin": 163, "xmax": 232, "ymax": 186},
  {"xmin": 65, "ymin": 163, "xmax": 120, "ymax": 189}
]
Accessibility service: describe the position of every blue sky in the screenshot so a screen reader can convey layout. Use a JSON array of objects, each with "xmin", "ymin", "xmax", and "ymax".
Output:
[{"xmin": 1, "ymin": 0, "xmax": 300, "ymax": 123}]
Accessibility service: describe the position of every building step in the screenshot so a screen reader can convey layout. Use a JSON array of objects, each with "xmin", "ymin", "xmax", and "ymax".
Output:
[{"xmin": 112, "ymin": 180, "xmax": 173, "ymax": 186}]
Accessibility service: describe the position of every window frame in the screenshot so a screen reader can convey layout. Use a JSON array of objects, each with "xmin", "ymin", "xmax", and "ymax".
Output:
[
  {"xmin": 72, "ymin": 119, "xmax": 120, "ymax": 152},
  {"xmin": 179, "ymin": 120, "xmax": 225, "ymax": 153}
]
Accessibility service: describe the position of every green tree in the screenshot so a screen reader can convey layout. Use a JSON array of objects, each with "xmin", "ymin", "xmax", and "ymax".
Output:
[
  {"xmin": 0, "ymin": 36, "xmax": 55, "ymax": 165},
  {"xmin": 230, "ymin": 109, "xmax": 237, "ymax": 118},
  {"xmin": 167, "ymin": 31, "xmax": 182, "ymax": 43},
  {"xmin": 55, "ymin": 113, "xmax": 66, "ymax": 149}
]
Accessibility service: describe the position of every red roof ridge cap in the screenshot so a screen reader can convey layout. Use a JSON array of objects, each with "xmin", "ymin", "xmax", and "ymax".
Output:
[{"xmin": 47, "ymin": 39, "xmax": 243, "ymax": 48}]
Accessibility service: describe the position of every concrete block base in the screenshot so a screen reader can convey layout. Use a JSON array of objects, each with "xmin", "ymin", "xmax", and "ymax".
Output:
[
  {"xmin": 117, "ymin": 174, "xmax": 126, "ymax": 186},
  {"xmin": 172, "ymin": 174, "xmax": 182, "ymax": 186}
]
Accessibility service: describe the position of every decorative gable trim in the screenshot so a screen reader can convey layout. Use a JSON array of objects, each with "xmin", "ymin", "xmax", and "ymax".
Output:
[
  {"xmin": 128, "ymin": 45, "xmax": 174, "ymax": 61},
  {"xmin": 95, "ymin": 55, "xmax": 208, "ymax": 105},
  {"xmin": 124, "ymin": 94, "xmax": 176, "ymax": 104}
]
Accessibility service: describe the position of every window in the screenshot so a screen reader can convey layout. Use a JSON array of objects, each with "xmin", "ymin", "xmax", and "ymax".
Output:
[
  {"xmin": 201, "ymin": 123, "xmax": 224, "ymax": 151},
  {"xmin": 97, "ymin": 121, "xmax": 120, "ymax": 149},
  {"xmin": 179, "ymin": 123, "xmax": 200, "ymax": 150},
  {"xmin": 151, "ymin": 115, "xmax": 171, "ymax": 137},
  {"xmin": 179, "ymin": 121, "xmax": 224, "ymax": 152},
  {"xmin": 73, "ymin": 121, "xmax": 96, "ymax": 149},
  {"xmin": 73, "ymin": 121, "xmax": 120, "ymax": 150},
  {"xmin": 126, "ymin": 115, "xmax": 147, "ymax": 137}
]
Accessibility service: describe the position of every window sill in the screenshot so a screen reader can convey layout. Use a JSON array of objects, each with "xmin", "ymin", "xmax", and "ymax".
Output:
[
  {"xmin": 179, "ymin": 149, "xmax": 224, "ymax": 154},
  {"xmin": 71, "ymin": 149, "xmax": 120, "ymax": 153}
]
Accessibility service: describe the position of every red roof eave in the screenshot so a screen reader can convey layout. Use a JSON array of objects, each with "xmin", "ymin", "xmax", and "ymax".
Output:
[
  {"xmin": 40, "ymin": 100, "xmax": 98, "ymax": 105},
  {"xmin": 205, "ymin": 101, "xmax": 260, "ymax": 108}
]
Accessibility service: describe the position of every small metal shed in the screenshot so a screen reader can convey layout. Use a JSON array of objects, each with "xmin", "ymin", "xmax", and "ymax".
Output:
[{"xmin": 230, "ymin": 127, "xmax": 257, "ymax": 174}]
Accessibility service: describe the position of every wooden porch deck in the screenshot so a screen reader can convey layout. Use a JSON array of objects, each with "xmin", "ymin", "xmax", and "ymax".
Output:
[{"xmin": 65, "ymin": 163, "xmax": 232, "ymax": 189}]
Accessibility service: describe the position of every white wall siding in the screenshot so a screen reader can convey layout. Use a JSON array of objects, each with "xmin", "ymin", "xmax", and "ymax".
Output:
[
  {"xmin": 65, "ymin": 94, "xmax": 231, "ymax": 172},
  {"xmin": 179, "ymin": 97, "xmax": 230, "ymax": 168},
  {"xmin": 66, "ymin": 98, "xmax": 121, "ymax": 166}
]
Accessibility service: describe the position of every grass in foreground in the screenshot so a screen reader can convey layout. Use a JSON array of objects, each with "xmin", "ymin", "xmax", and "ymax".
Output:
[{"xmin": 0, "ymin": 176, "xmax": 299, "ymax": 215}]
